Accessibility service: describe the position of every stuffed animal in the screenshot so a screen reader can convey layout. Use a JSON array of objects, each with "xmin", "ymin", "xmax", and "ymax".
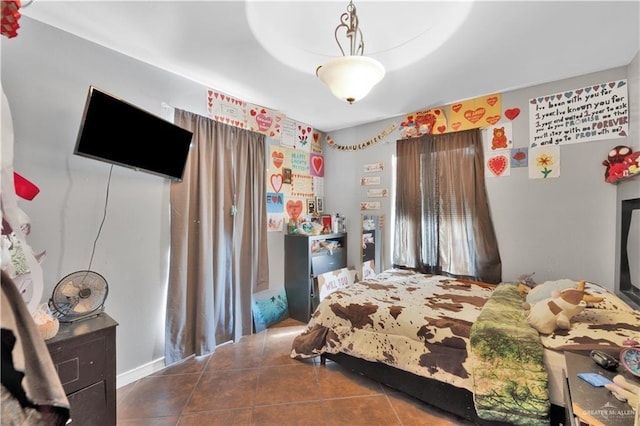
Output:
[
  {"xmin": 524, "ymin": 278, "xmax": 603, "ymax": 305},
  {"xmin": 523, "ymin": 287, "xmax": 587, "ymax": 334}
]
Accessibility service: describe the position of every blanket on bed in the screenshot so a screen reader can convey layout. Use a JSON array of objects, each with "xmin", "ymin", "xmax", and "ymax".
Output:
[
  {"xmin": 470, "ymin": 283, "xmax": 550, "ymax": 426},
  {"xmin": 537, "ymin": 282, "xmax": 640, "ymax": 351},
  {"xmin": 290, "ymin": 270, "xmax": 496, "ymax": 391}
]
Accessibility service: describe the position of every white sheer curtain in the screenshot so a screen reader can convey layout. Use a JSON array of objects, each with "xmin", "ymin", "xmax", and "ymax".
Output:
[{"xmin": 165, "ymin": 109, "xmax": 269, "ymax": 365}]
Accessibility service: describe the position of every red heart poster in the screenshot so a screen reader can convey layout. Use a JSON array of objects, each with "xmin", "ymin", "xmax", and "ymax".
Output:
[
  {"xmin": 486, "ymin": 154, "xmax": 510, "ymax": 177},
  {"xmin": 286, "ymin": 200, "xmax": 303, "ymax": 221},
  {"xmin": 310, "ymin": 154, "xmax": 324, "ymax": 177}
]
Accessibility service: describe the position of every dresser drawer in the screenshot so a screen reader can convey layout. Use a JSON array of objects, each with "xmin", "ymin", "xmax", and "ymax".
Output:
[
  {"xmin": 311, "ymin": 247, "xmax": 347, "ymax": 275},
  {"xmin": 48, "ymin": 334, "xmax": 106, "ymax": 395}
]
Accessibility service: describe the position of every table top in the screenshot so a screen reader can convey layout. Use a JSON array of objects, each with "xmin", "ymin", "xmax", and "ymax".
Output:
[{"xmin": 564, "ymin": 350, "xmax": 638, "ymax": 426}]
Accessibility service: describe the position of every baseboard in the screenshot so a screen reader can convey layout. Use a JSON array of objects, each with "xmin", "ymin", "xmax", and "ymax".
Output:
[{"xmin": 116, "ymin": 357, "xmax": 166, "ymax": 388}]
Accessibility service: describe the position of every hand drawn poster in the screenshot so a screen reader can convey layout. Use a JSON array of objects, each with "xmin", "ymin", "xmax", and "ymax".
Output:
[
  {"xmin": 310, "ymin": 154, "xmax": 324, "ymax": 177},
  {"xmin": 246, "ymin": 103, "xmax": 284, "ymax": 139},
  {"xmin": 295, "ymin": 122, "xmax": 313, "ymax": 152},
  {"xmin": 529, "ymin": 79, "xmax": 628, "ymax": 147},
  {"xmin": 206, "ymin": 88, "xmax": 246, "ymax": 128},
  {"xmin": 482, "ymin": 122, "xmax": 513, "ymax": 152},
  {"xmin": 529, "ymin": 146, "xmax": 560, "ymax": 179},
  {"xmin": 486, "ymin": 152, "xmax": 511, "ymax": 177},
  {"xmin": 399, "ymin": 108, "xmax": 448, "ymax": 139},
  {"xmin": 311, "ymin": 131, "xmax": 323, "ymax": 154},
  {"xmin": 280, "ymin": 117, "xmax": 297, "ymax": 148},
  {"xmin": 447, "ymin": 94, "xmax": 501, "ymax": 132}
]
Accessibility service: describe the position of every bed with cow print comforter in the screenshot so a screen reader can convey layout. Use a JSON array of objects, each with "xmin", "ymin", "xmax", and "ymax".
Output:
[
  {"xmin": 290, "ymin": 269, "xmax": 640, "ymax": 425},
  {"xmin": 290, "ymin": 269, "xmax": 497, "ymax": 394}
]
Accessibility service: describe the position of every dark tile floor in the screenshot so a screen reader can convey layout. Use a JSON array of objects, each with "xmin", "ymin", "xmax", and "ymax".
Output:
[{"xmin": 116, "ymin": 318, "xmax": 474, "ymax": 425}]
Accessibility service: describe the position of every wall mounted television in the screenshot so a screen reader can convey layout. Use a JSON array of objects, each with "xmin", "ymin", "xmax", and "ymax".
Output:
[
  {"xmin": 74, "ymin": 86, "xmax": 193, "ymax": 181},
  {"xmin": 618, "ymin": 197, "xmax": 640, "ymax": 310}
]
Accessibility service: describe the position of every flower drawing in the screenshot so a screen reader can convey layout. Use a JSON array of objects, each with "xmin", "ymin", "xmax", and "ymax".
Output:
[{"xmin": 536, "ymin": 154, "xmax": 554, "ymax": 178}]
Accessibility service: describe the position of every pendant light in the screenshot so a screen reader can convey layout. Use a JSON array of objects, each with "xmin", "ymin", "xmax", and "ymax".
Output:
[{"xmin": 316, "ymin": 1, "xmax": 385, "ymax": 104}]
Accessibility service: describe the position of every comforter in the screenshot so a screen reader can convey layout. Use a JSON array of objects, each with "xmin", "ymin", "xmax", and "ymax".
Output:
[{"xmin": 290, "ymin": 270, "xmax": 495, "ymax": 391}]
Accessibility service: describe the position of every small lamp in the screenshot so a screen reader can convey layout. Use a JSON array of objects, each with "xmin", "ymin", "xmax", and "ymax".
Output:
[{"xmin": 316, "ymin": 1, "xmax": 385, "ymax": 104}]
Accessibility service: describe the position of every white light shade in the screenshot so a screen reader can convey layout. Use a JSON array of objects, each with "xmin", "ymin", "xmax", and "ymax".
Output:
[{"xmin": 317, "ymin": 55, "xmax": 385, "ymax": 104}]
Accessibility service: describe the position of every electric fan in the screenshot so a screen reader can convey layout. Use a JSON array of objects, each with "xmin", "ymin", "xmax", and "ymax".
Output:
[{"xmin": 49, "ymin": 270, "xmax": 108, "ymax": 322}]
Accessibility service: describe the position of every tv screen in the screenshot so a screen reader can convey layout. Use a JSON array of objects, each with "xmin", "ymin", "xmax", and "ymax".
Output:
[{"xmin": 74, "ymin": 86, "xmax": 193, "ymax": 181}]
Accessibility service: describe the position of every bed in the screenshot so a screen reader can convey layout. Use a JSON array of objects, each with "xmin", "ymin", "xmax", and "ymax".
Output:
[{"xmin": 290, "ymin": 269, "xmax": 640, "ymax": 425}]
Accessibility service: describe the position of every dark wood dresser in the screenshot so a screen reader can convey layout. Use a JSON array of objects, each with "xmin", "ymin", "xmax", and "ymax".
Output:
[{"xmin": 46, "ymin": 313, "xmax": 118, "ymax": 426}]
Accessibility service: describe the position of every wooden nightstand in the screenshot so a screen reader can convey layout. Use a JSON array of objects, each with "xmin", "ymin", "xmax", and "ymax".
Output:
[
  {"xmin": 564, "ymin": 350, "xmax": 637, "ymax": 426},
  {"xmin": 46, "ymin": 313, "xmax": 118, "ymax": 426}
]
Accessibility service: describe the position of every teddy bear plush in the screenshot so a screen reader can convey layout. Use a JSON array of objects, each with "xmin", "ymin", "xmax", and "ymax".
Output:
[{"xmin": 523, "ymin": 287, "xmax": 587, "ymax": 335}]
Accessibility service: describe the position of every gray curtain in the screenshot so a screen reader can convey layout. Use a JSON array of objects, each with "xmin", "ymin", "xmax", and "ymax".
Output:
[
  {"xmin": 165, "ymin": 109, "xmax": 269, "ymax": 365},
  {"xmin": 393, "ymin": 128, "xmax": 501, "ymax": 283}
]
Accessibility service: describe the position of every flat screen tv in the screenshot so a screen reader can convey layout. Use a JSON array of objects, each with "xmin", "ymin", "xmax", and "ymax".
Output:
[{"xmin": 74, "ymin": 86, "xmax": 193, "ymax": 181}]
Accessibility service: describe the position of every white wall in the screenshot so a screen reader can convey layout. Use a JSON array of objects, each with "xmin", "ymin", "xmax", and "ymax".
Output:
[
  {"xmin": 323, "ymin": 65, "xmax": 638, "ymax": 288},
  {"xmin": 3, "ymin": 16, "xmax": 638, "ymax": 388}
]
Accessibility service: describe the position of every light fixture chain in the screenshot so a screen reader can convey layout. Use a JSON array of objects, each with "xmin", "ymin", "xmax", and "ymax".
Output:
[{"xmin": 334, "ymin": 0, "xmax": 365, "ymax": 57}]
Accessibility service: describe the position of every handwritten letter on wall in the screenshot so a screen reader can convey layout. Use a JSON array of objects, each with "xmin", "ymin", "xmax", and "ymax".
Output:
[{"xmin": 529, "ymin": 79, "xmax": 628, "ymax": 147}]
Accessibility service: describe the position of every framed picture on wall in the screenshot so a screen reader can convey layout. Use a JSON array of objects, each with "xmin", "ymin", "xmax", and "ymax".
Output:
[
  {"xmin": 316, "ymin": 197, "xmax": 324, "ymax": 213},
  {"xmin": 307, "ymin": 198, "xmax": 316, "ymax": 215},
  {"xmin": 283, "ymin": 168, "xmax": 292, "ymax": 184}
]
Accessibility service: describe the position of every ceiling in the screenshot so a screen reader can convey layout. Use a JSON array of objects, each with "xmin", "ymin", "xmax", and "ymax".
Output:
[{"xmin": 20, "ymin": 1, "xmax": 640, "ymax": 133}]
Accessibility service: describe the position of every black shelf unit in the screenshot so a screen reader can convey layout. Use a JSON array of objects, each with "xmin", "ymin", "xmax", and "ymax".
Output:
[{"xmin": 284, "ymin": 232, "xmax": 347, "ymax": 322}]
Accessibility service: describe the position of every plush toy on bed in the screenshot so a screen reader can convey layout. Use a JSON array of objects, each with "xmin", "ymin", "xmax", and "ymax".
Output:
[
  {"xmin": 523, "ymin": 286, "xmax": 587, "ymax": 335},
  {"xmin": 524, "ymin": 278, "xmax": 604, "ymax": 305}
]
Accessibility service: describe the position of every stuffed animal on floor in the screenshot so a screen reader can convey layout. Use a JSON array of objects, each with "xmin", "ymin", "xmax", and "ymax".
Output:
[{"xmin": 523, "ymin": 287, "xmax": 587, "ymax": 335}]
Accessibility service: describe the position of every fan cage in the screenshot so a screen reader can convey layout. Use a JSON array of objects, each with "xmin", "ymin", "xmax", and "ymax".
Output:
[{"xmin": 50, "ymin": 270, "xmax": 108, "ymax": 322}]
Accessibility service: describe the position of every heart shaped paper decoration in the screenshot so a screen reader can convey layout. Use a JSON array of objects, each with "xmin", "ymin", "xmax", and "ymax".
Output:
[
  {"xmin": 505, "ymin": 108, "xmax": 520, "ymax": 120},
  {"xmin": 286, "ymin": 200, "xmax": 303, "ymax": 221},
  {"xmin": 270, "ymin": 174, "xmax": 283, "ymax": 192},
  {"xmin": 488, "ymin": 156, "xmax": 508, "ymax": 176},
  {"xmin": 464, "ymin": 107, "xmax": 486, "ymax": 124},
  {"xmin": 485, "ymin": 115, "xmax": 501, "ymax": 125},
  {"xmin": 312, "ymin": 156, "xmax": 324, "ymax": 175},
  {"xmin": 271, "ymin": 151, "xmax": 284, "ymax": 168},
  {"xmin": 256, "ymin": 113, "xmax": 273, "ymax": 131}
]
